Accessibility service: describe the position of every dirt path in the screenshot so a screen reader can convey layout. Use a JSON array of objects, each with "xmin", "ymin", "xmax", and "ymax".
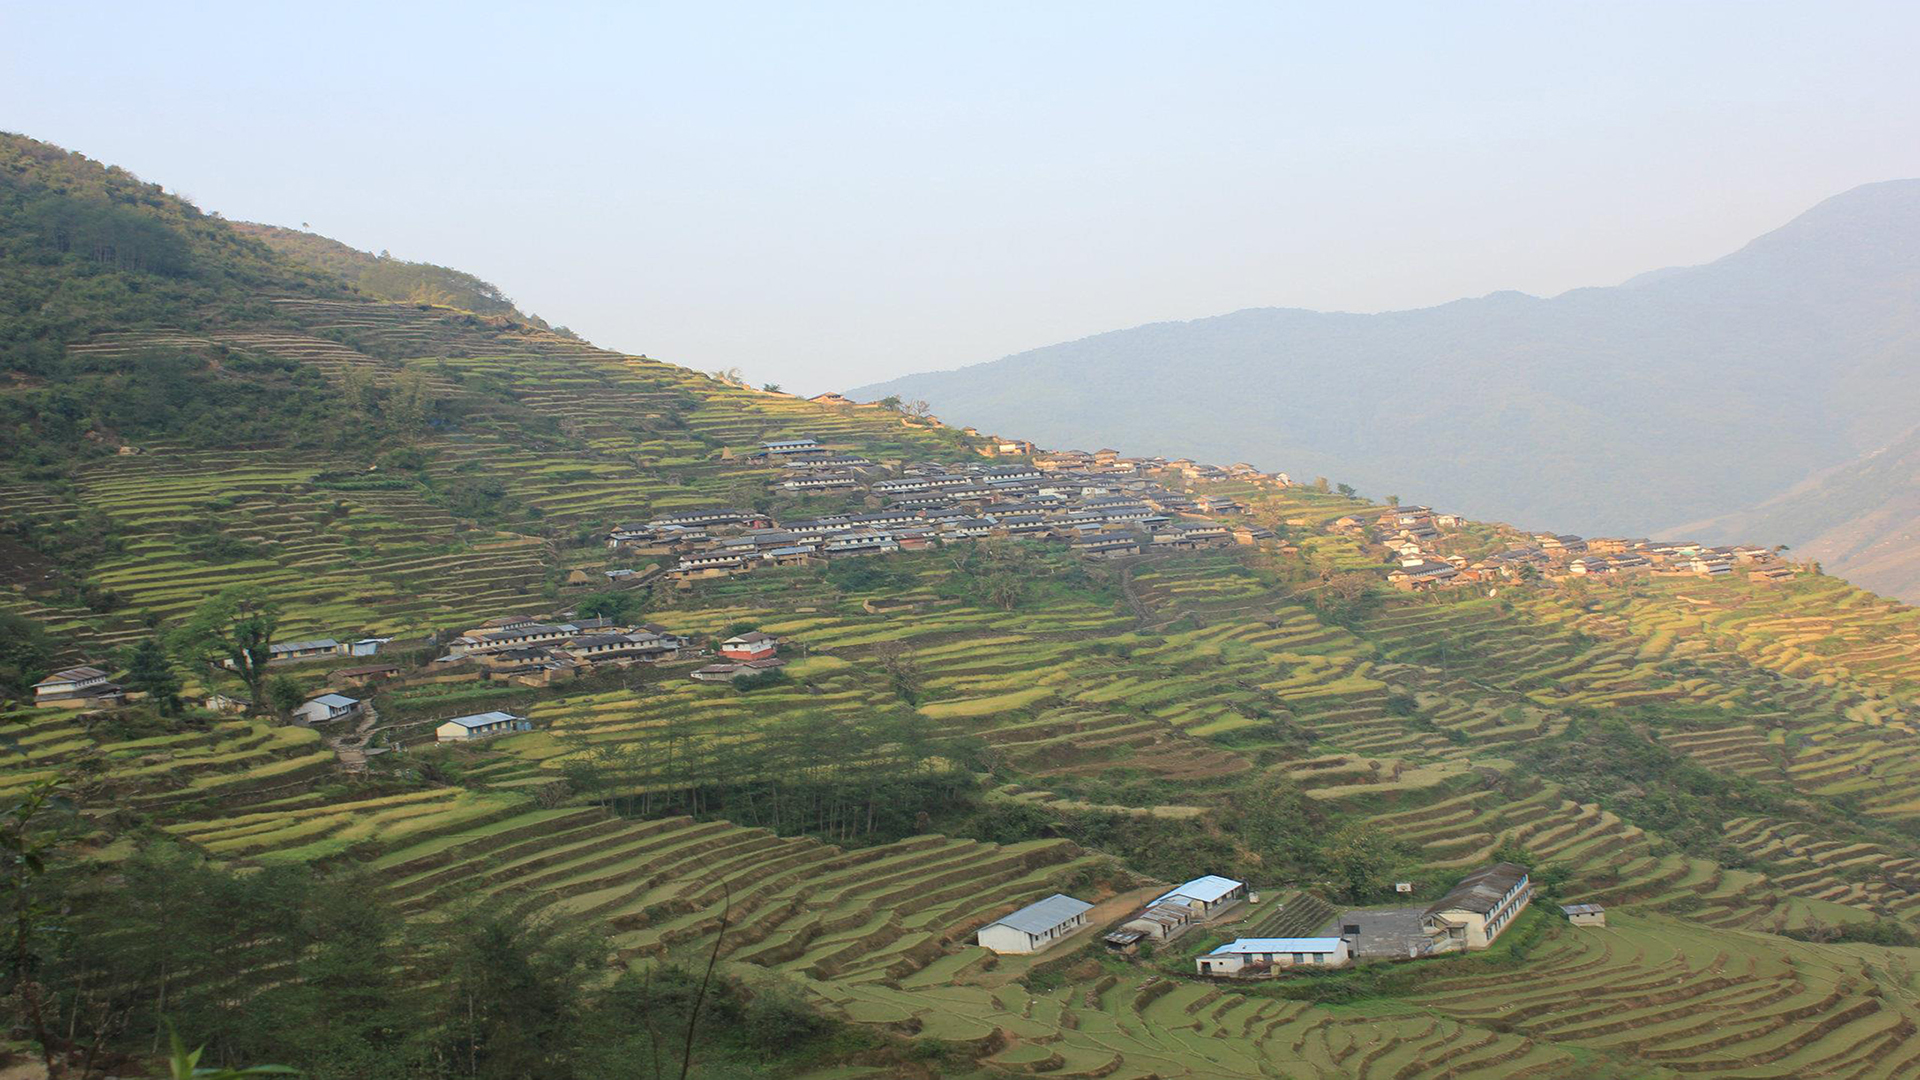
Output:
[{"xmin": 325, "ymin": 701, "xmax": 382, "ymax": 772}]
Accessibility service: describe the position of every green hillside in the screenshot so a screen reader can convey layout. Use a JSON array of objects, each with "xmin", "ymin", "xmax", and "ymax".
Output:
[
  {"xmin": 9, "ymin": 132, "xmax": 1920, "ymax": 1079},
  {"xmin": 231, "ymin": 221, "xmax": 571, "ymax": 332}
]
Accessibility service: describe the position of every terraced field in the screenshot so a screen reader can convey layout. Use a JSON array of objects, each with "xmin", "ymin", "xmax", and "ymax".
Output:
[
  {"xmin": 818, "ymin": 962, "xmax": 1573, "ymax": 1079},
  {"xmin": 1412, "ymin": 912, "xmax": 1920, "ymax": 1079},
  {"xmin": 23, "ymin": 295, "xmax": 1920, "ymax": 1079},
  {"xmin": 0, "ymin": 706, "xmax": 333, "ymax": 817},
  {"xmin": 0, "ymin": 295, "xmax": 969, "ymax": 652},
  {"xmin": 365, "ymin": 805, "xmax": 1111, "ymax": 986}
]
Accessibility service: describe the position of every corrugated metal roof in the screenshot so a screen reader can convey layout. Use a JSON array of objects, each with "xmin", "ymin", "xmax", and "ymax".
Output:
[
  {"xmin": 1209, "ymin": 938, "xmax": 1343, "ymax": 955},
  {"xmin": 1155, "ymin": 875, "xmax": 1245, "ymax": 905},
  {"xmin": 272, "ymin": 638, "xmax": 340, "ymax": 653},
  {"xmin": 988, "ymin": 893, "xmax": 1092, "ymax": 935},
  {"xmin": 307, "ymin": 694, "xmax": 358, "ymax": 708},
  {"xmin": 1561, "ymin": 903, "xmax": 1605, "ymax": 916},
  {"xmin": 1427, "ymin": 863, "xmax": 1528, "ymax": 916},
  {"xmin": 442, "ymin": 711, "xmax": 523, "ymax": 728}
]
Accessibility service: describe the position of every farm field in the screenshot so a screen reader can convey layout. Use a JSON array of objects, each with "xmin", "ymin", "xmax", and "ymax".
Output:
[{"xmin": 14, "ymin": 143, "xmax": 1920, "ymax": 1078}]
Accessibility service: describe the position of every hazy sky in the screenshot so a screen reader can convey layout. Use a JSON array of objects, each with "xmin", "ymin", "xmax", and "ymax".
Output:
[{"xmin": 7, "ymin": 2, "xmax": 1920, "ymax": 393}]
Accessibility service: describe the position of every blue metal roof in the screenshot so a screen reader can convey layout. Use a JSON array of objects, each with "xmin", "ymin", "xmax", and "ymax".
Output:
[
  {"xmin": 1209, "ymin": 938, "xmax": 1343, "ymax": 955},
  {"xmin": 988, "ymin": 893, "xmax": 1092, "ymax": 935},
  {"xmin": 442, "ymin": 711, "xmax": 524, "ymax": 728},
  {"xmin": 1155, "ymin": 875, "xmax": 1245, "ymax": 905}
]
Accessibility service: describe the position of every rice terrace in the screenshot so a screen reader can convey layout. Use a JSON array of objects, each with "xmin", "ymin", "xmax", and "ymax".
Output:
[{"xmin": 9, "ymin": 106, "xmax": 1920, "ymax": 1080}]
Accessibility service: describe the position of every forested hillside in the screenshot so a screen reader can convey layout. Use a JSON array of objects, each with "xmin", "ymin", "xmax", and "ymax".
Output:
[
  {"xmin": 232, "ymin": 222, "xmax": 572, "ymax": 333},
  {"xmin": 854, "ymin": 179, "xmax": 1920, "ymax": 601},
  {"xmin": 9, "ymin": 132, "xmax": 1920, "ymax": 1080}
]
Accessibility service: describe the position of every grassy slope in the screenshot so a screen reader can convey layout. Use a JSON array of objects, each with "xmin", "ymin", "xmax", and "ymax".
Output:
[{"xmin": 12, "ymin": 132, "xmax": 1920, "ymax": 1077}]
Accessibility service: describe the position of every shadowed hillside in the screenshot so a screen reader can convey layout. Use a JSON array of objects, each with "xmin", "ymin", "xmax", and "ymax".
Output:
[{"xmin": 1681, "ymin": 421, "xmax": 1920, "ymax": 601}]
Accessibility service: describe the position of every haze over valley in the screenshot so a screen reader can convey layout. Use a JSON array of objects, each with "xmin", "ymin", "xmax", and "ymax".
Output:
[
  {"xmin": 857, "ymin": 180, "xmax": 1920, "ymax": 600},
  {"xmin": 8, "ymin": 5, "xmax": 1920, "ymax": 1079}
]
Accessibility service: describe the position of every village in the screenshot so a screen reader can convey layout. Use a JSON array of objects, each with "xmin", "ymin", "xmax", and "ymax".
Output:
[
  {"xmin": 30, "ymin": 425, "xmax": 1804, "ymax": 758},
  {"xmin": 975, "ymin": 860, "xmax": 1601, "ymax": 985},
  {"xmin": 604, "ymin": 434, "xmax": 1801, "ymax": 594}
]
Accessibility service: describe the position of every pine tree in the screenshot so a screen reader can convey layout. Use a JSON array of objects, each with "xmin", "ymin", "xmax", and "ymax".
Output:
[{"xmin": 125, "ymin": 636, "xmax": 183, "ymax": 715}]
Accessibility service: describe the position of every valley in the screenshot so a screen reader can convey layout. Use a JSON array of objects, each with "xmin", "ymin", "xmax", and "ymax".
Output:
[{"xmin": 9, "ymin": 132, "xmax": 1920, "ymax": 1079}]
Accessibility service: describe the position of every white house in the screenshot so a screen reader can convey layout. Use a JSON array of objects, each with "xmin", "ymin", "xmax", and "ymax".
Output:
[
  {"xmin": 1561, "ymin": 903, "xmax": 1607, "ymax": 927},
  {"xmin": 32, "ymin": 665, "xmax": 122, "ymax": 707},
  {"xmin": 719, "ymin": 632, "xmax": 778, "ymax": 662},
  {"xmin": 435, "ymin": 711, "xmax": 533, "ymax": 742},
  {"xmin": 1119, "ymin": 901, "xmax": 1199, "ymax": 941},
  {"xmin": 1196, "ymin": 937, "xmax": 1350, "ymax": 976},
  {"xmin": 976, "ymin": 893, "xmax": 1093, "ymax": 954},
  {"xmin": 269, "ymin": 638, "xmax": 344, "ymax": 663},
  {"xmin": 1151, "ymin": 875, "xmax": 1248, "ymax": 919},
  {"xmin": 1423, "ymin": 863, "xmax": 1532, "ymax": 951},
  {"xmin": 292, "ymin": 693, "xmax": 361, "ymax": 725}
]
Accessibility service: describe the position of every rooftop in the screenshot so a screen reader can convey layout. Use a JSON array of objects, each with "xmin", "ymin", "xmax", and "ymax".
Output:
[
  {"xmin": 1209, "ymin": 938, "xmax": 1344, "ymax": 955},
  {"xmin": 36, "ymin": 665, "xmax": 108, "ymax": 685},
  {"xmin": 1155, "ymin": 875, "xmax": 1245, "ymax": 905},
  {"xmin": 441, "ymin": 711, "xmax": 525, "ymax": 729},
  {"xmin": 988, "ymin": 893, "xmax": 1092, "ymax": 935},
  {"xmin": 1427, "ymin": 862, "xmax": 1530, "ymax": 916}
]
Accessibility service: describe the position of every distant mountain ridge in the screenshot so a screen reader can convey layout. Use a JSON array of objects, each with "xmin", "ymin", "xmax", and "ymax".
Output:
[{"xmin": 854, "ymin": 180, "xmax": 1920, "ymax": 599}]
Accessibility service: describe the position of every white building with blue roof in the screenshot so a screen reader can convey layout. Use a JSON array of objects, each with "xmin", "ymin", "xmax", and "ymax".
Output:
[
  {"xmin": 435, "ymin": 711, "xmax": 533, "ymax": 742},
  {"xmin": 1152, "ymin": 874, "xmax": 1248, "ymax": 918},
  {"xmin": 976, "ymin": 893, "xmax": 1094, "ymax": 954},
  {"xmin": 1197, "ymin": 937, "xmax": 1350, "ymax": 976},
  {"xmin": 292, "ymin": 693, "xmax": 361, "ymax": 726}
]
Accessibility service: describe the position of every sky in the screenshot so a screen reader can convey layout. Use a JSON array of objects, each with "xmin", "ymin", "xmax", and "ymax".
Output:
[{"xmin": 6, "ymin": 1, "xmax": 1920, "ymax": 394}]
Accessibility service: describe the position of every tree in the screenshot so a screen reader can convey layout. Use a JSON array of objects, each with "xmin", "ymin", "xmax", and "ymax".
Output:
[
  {"xmin": 872, "ymin": 642, "xmax": 923, "ymax": 704},
  {"xmin": 1312, "ymin": 476, "xmax": 1330, "ymax": 493},
  {"xmin": 1386, "ymin": 494, "xmax": 1400, "ymax": 507},
  {"xmin": 125, "ymin": 636, "xmax": 184, "ymax": 715},
  {"xmin": 384, "ymin": 369, "xmax": 432, "ymax": 438},
  {"xmin": 421, "ymin": 907, "xmax": 600, "ymax": 1079},
  {"xmin": 0, "ymin": 612, "xmax": 53, "ymax": 704},
  {"xmin": 1320, "ymin": 822, "xmax": 1402, "ymax": 901},
  {"xmin": 1, "ymin": 776, "xmax": 76, "ymax": 1077},
  {"xmin": 575, "ymin": 591, "xmax": 642, "ymax": 623},
  {"xmin": 761, "ymin": 383, "xmax": 782, "ymax": 393},
  {"xmin": 173, "ymin": 587, "xmax": 279, "ymax": 716},
  {"xmin": 877, "ymin": 395, "xmax": 903, "ymax": 413},
  {"xmin": 1336, "ymin": 483, "xmax": 1357, "ymax": 499},
  {"xmin": 267, "ymin": 676, "xmax": 307, "ymax": 723}
]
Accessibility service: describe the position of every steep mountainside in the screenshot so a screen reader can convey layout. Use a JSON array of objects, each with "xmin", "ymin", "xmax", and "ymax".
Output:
[
  {"xmin": 16, "ymin": 133, "xmax": 1920, "ymax": 1079},
  {"xmin": 854, "ymin": 180, "xmax": 1920, "ymax": 597},
  {"xmin": 0, "ymin": 131, "xmax": 971, "ymax": 651},
  {"xmin": 231, "ymin": 222, "xmax": 569, "ymax": 332}
]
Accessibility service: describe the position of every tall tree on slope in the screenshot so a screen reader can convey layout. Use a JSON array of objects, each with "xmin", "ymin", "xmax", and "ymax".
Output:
[{"xmin": 173, "ymin": 587, "xmax": 279, "ymax": 718}]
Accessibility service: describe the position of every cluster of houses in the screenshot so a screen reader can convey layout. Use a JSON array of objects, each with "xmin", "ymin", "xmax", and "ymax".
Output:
[
  {"xmin": 1335, "ymin": 506, "xmax": 1800, "ymax": 593},
  {"xmin": 433, "ymin": 614, "xmax": 691, "ymax": 687},
  {"xmin": 606, "ymin": 439, "xmax": 1294, "ymax": 582},
  {"xmin": 977, "ymin": 863, "xmax": 1592, "ymax": 978},
  {"xmin": 1103, "ymin": 874, "xmax": 1251, "ymax": 952}
]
